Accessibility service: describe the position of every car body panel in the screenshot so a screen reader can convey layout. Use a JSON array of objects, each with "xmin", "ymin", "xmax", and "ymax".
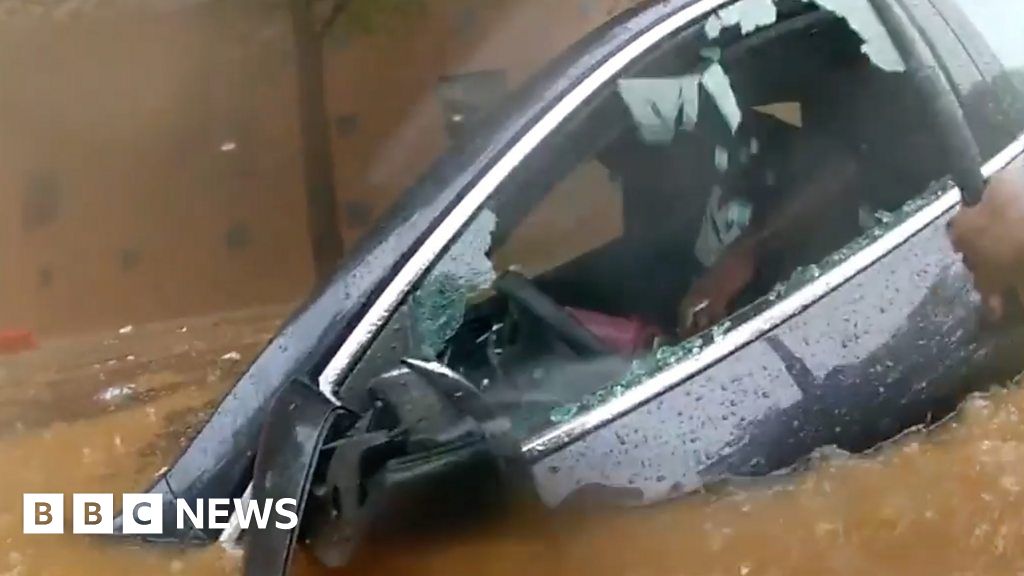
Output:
[
  {"xmin": 532, "ymin": 195, "xmax": 1024, "ymax": 506},
  {"xmin": 126, "ymin": 0, "xmax": 717, "ymax": 540},
  {"xmin": 122, "ymin": 0, "xmax": 1024, "ymax": 561}
]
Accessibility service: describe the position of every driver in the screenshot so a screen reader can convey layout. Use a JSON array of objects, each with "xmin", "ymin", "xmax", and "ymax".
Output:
[{"xmin": 678, "ymin": 60, "xmax": 948, "ymax": 335}]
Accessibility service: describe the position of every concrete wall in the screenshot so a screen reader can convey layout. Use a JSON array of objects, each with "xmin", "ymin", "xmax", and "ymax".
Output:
[{"xmin": 0, "ymin": 0, "xmax": 637, "ymax": 334}]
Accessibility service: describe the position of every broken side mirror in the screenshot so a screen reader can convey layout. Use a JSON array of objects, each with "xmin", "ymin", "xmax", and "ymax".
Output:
[{"xmin": 302, "ymin": 361, "xmax": 519, "ymax": 568}]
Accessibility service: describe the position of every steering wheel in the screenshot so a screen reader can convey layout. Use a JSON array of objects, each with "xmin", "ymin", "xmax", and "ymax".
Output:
[{"xmin": 492, "ymin": 271, "xmax": 611, "ymax": 358}]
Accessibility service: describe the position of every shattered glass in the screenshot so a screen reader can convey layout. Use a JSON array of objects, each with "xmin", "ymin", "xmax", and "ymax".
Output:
[
  {"xmin": 395, "ymin": 0, "xmax": 933, "ymax": 429},
  {"xmin": 701, "ymin": 63, "xmax": 743, "ymax": 134},
  {"xmin": 410, "ymin": 209, "xmax": 497, "ymax": 357},
  {"xmin": 715, "ymin": 145, "xmax": 730, "ymax": 172},
  {"xmin": 759, "ymin": 186, "xmax": 949, "ymax": 307},
  {"xmin": 700, "ymin": 46, "xmax": 723, "ymax": 62},
  {"xmin": 550, "ymin": 185, "xmax": 951, "ymax": 424},
  {"xmin": 679, "ymin": 75, "xmax": 703, "ymax": 131},
  {"xmin": 617, "ymin": 76, "xmax": 702, "ymax": 144},
  {"xmin": 549, "ymin": 404, "xmax": 580, "ymax": 424},
  {"xmin": 800, "ymin": 0, "xmax": 905, "ymax": 72},
  {"xmin": 705, "ymin": 0, "xmax": 779, "ymax": 38},
  {"xmin": 705, "ymin": 0, "xmax": 905, "ymax": 73},
  {"xmin": 550, "ymin": 337, "xmax": 709, "ymax": 423},
  {"xmin": 622, "ymin": 0, "xmax": 905, "ymax": 143}
]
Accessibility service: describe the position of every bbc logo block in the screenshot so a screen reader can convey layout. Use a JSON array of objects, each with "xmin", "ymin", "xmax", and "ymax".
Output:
[
  {"xmin": 23, "ymin": 493, "xmax": 164, "ymax": 535},
  {"xmin": 122, "ymin": 493, "xmax": 164, "ymax": 535},
  {"xmin": 23, "ymin": 494, "xmax": 64, "ymax": 534},
  {"xmin": 23, "ymin": 492, "xmax": 298, "ymax": 535},
  {"xmin": 72, "ymin": 494, "xmax": 113, "ymax": 534}
]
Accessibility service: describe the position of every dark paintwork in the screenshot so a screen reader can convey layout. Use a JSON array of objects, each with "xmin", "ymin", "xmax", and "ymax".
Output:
[
  {"xmin": 532, "ymin": 207, "xmax": 1024, "ymax": 506},
  {"xmin": 243, "ymin": 380, "xmax": 350, "ymax": 576},
  {"xmin": 116, "ymin": 0, "xmax": 1024, "ymax": 559}
]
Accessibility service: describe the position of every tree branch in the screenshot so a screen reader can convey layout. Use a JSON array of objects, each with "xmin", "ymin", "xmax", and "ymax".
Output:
[{"xmin": 317, "ymin": 0, "xmax": 354, "ymax": 38}]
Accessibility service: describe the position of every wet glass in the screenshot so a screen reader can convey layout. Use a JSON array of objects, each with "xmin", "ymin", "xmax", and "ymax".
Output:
[
  {"xmin": 2, "ymin": 0, "xmax": 1024, "ymax": 575},
  {"xmin": 0, "ymin": 1, "xmax": 641, "ymax": 574},
  {"xmin": 944, "ymin": 0, "xmax": 1024, "ymax": 157},
  {"xmin": 364, "ymin": 0, "xmax": 964, "ymax": 441}
]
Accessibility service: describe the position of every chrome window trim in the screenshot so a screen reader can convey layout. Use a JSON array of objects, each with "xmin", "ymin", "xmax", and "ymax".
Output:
[
  {"xmin": 317, "ymin": 0, "xmax": 733, "ymax": 401},
  {"xmin": 521, "ymin": 132, "xmax": 1024, "ymax": 460},
  {"xmin": 314, "ymin": 0, "xmax": 1024, "ymax": 458}
]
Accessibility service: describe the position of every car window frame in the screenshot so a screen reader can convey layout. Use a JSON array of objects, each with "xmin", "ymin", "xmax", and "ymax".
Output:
[
  {"xmin": 524, "ymin": 134, "xmax": 1024, "ymax": 459},
  {"xmin": 525, "ymin": 0, "xmax": 1024, "ymax": 458},
  {"xmin": 317, "ymin": 0, "xmax": 1024, "ymax": 459},
  {"xmin": 316, "ymin": 0, "xmax": 734, "ymax": 401}
]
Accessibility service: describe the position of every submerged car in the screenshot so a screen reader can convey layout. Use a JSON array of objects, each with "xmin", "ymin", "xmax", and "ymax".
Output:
[{"xmin": 117, "ymin": 0, "xmax": 1024, "ymax": 573}]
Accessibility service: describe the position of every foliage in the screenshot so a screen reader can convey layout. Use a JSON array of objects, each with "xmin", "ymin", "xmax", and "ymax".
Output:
[{"xmin": 322, "ymin": 0, "xmax": 426, "ymax": 38}]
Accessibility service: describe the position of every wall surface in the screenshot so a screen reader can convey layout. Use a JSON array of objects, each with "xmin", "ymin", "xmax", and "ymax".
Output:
[{"xmin": 0, "ymin": 0, "xmax": 637, "ymax": 334}]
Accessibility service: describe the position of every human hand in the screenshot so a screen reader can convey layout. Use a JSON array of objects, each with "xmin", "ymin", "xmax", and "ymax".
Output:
[
  {"xmin": 678, "ymin": 243, "xmax": 757, "ymax": 337},
  {"xmin": 948, "ymin": 156, "xmax": 1024, "ymax": 320}
]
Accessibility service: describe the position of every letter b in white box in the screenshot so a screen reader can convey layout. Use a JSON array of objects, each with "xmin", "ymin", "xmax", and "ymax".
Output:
[
  {"xmin": 23, "ymin": 494, "xmax": 64, "ymax": 534},
  {"xmin": 73, "ymin": 494, "xmax": 113, "ymax": 534},
  {"xmin": 122, "ymin": 494, "xmax": 164, "ymax": 535}
]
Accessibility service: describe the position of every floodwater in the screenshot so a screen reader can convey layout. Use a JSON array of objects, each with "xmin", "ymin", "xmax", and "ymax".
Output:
[
  {"xmin": 0, "ymin": 307, "xmax": 287, "ymax": 576},
  {"xmin": 3, "ymin": 309, "xmax": 1024, "ymax": 576}
]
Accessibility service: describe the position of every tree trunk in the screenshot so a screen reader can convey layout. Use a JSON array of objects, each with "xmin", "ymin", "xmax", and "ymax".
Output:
[{"xmin": 289, "ymin": 0, "xmax": 344, "ymax": 284}]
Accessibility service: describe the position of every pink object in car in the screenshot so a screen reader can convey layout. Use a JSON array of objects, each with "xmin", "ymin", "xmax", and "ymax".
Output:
[{"xmin": 565, "ymin": 307, "xmax": 663, "ymax": 355}]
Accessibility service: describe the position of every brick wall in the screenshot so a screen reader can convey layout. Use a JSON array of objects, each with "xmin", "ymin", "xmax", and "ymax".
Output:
[{"xmin": 0, "ymin": 0, "xmax": 637, "ymax": 334}]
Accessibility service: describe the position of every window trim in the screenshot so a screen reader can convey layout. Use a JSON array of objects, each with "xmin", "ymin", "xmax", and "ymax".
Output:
[
  {"xmin": 316, "ymin": 0, "xmax": 1024, "ymax": 459},
  {"xmin": 522, "ymin": 131, "xmax": 1024, "ymax": 460},
  {"xmin": 316, "ymin": 0, "xmax": 734, "ymax": 402}
]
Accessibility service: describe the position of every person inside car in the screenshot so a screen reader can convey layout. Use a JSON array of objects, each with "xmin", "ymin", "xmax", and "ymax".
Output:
[{"xmin": 678, "ymin": 58, "xmax": 948, "ymax": 336}]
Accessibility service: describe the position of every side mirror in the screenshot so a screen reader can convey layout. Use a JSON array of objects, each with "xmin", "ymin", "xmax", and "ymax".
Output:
[{"xmin": 304, "ymin": 364, "xmax": 510, "ymax": 568}]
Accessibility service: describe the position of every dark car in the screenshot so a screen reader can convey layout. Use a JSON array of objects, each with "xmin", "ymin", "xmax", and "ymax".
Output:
[{"xmin": 118, "ymin": 0, "xmax": 1024, "ymax": 573}]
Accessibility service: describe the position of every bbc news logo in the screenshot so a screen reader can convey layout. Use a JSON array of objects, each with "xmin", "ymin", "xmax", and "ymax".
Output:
[{"xmin": 23, "ymin": 493, "xmax": 298, "ymax": 534}]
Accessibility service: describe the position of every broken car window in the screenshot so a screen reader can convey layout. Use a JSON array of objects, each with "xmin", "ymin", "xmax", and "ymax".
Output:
[
  {"xmin": 411, "ymin": 209, "xmax": 499, "ymax": 357},
  {"xmin": 345, "ymin": 0, "xmax": 964, "ymax": 441}
]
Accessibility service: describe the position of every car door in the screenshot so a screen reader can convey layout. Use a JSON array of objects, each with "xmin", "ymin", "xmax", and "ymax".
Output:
[
  {"xmin": 530, "ymin": 0, "xmax": 1024, "ymax": 506},
  {"xmin": 134, "ymin": 1, "xmax": 707, "ymax": 540},
  {"xmin": 219, "ymin": 0, "xmax": 1024, "ymax": 572},
  {"xmin": 324, "ymin": 0, "xmax": 1024, "ymax": 511}
]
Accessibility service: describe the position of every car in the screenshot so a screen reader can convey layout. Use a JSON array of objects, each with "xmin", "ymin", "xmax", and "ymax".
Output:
[{"xmin": 115, "ymin": 0, "xmax": 1024, "ymax": 573}]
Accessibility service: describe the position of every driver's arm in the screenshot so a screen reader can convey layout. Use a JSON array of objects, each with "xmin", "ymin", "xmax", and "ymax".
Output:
[{"xmin": 678, "ymin": 149, "xmax": 860, "ymax": 335}]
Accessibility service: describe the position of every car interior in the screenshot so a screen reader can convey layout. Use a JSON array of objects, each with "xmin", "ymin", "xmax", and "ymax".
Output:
[
  {"xmin": 301, "ymin": 2, "xmax": 975, "ymax": 566},
  {"xmin": 342, "ymin": 1, "xmax": 953, "ymax": 442}
]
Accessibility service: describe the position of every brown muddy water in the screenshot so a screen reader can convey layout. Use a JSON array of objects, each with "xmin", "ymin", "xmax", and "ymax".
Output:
[{"xmin": 3, "ymin": 308, "xmax": 1024, "ymax": 576}]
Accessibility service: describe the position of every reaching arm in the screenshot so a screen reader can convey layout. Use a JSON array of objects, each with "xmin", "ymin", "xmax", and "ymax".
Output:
[
  {"xmin": 948, "ymin": 156, "xmax": 1024, "ymax": 320},
  {"xmin": 678, "ymin": 150, "xmax": 860, "ymax": 335}
]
